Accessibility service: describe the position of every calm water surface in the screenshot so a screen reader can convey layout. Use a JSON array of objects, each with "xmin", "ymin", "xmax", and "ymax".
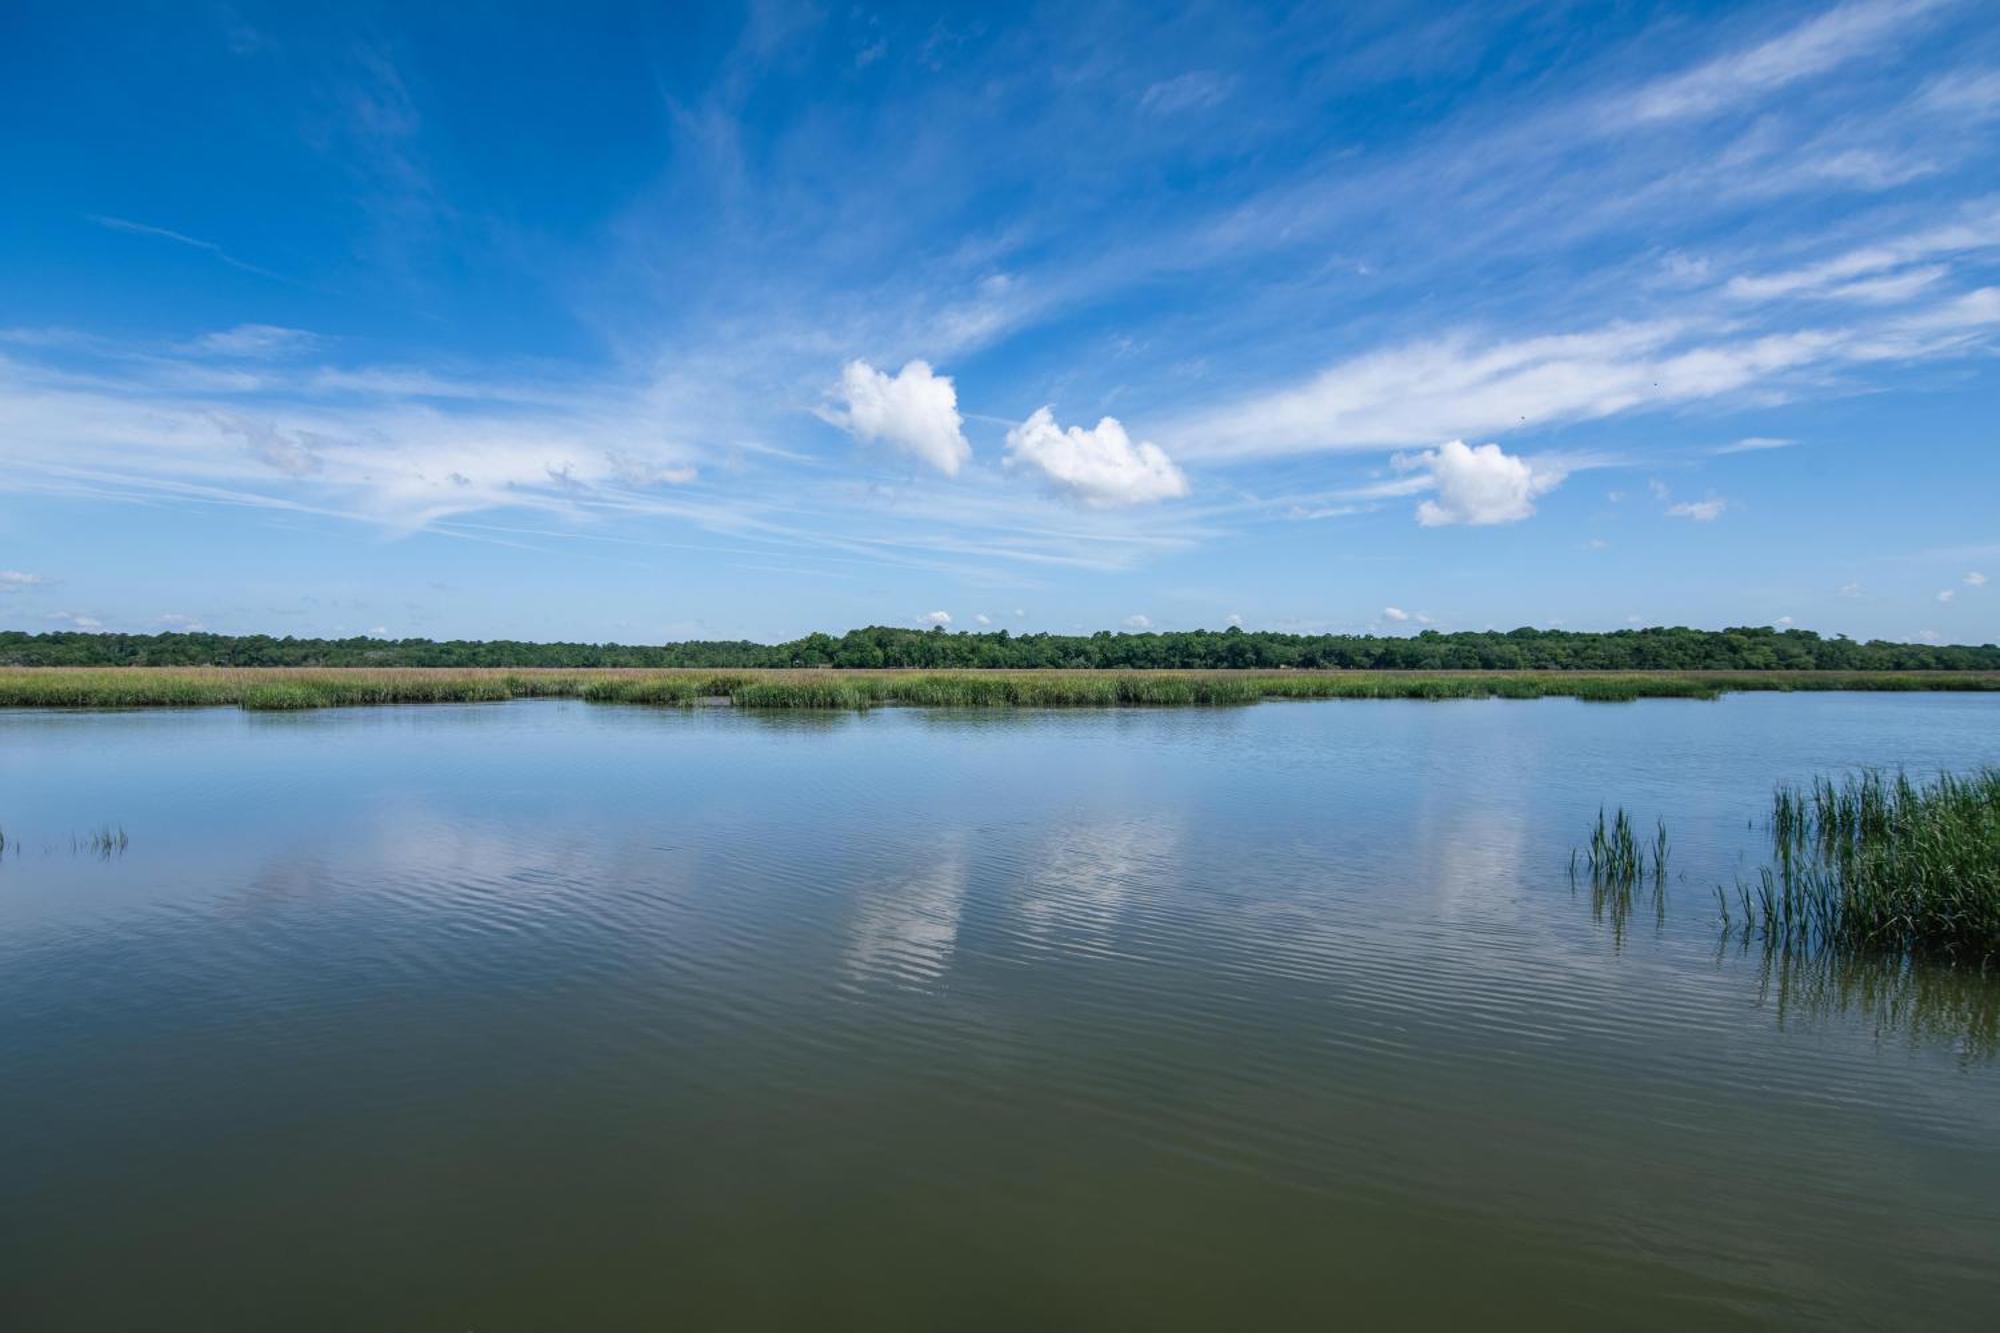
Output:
[{"xmin": 3, "ymin": 695, "xmax": 1998, "ymax": 1329}]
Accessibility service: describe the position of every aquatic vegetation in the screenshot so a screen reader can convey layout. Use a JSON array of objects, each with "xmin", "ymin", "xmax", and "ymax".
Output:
[
  {"xmin": 2, "ymin": 666, "xmax": 1997, "ymax": 713},
  {"xmin": 1574, "ymin": 807, "xmax": 1671, "ymax": 945},
  {"xmin": 1579, "ymin": 807, "xmax": 1669, "ymax": 887},
  {"xmin": 579, "ymin": 677, "xmax": 705, "ymax": 705},
  {"xmin": 1725, "ymin": 769, "xmax": 2000, "ymax": 961}
]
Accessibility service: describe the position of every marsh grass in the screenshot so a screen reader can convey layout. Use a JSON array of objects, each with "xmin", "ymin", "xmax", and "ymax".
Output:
[
  {"xmin": 1723, "ymin": 769, "xmax": 2000, "ymax": 960},
  {"xmin": 2, "ymin": 666, "xmax": 1996, "ymax": 713},
  {"xmin": 1574, "ymin": 807, "xmax": 1671, "ymax": 944}
]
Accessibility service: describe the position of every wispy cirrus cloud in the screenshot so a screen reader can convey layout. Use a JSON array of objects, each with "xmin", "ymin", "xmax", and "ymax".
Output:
[
  {"xmin": 1161, "ymin": 276, "xmax": 2000, "ymax": 462},
  {"xmin": 1619, "ymin": 0, "xmax": 1951, "ymax": 126},
  {"xmin": 88, "ymin": 215, "xmax": 292, "ymax": 282}
]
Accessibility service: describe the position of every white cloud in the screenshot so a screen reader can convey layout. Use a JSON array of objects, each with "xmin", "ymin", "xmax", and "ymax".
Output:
[
  {"xmin": 1587, "ymin": 538, "xmax": 1610, "ymax": 550},
  {"xmin": 1667, "ymin": 496, "xmax": 1729, "ymax": 521},
  {"xmin": 974, "ymin": 613, "xmax": 992, "ymax": 625},
  {"xmin": 155, "ymin": 613, "xmax": 207, "ymax": 631},
  {"xmin": 1621, "ymin": 0, "xmax": 1945, "ymax": 126},
  {"xmin": 1382, "ymin": 606, "xmax": 1411, "ymax": 622},
  {"xmin": 1714, "ymin": 436, "xmax": 1797, "ymax": 454},
  {"xmin": 46, "ymin": 610, "xmax": 103, "ymax": 630},
  {"xmin": 1839, "ymin": 582, "xmax": 1864, "ymax": 598},
  {"xmin": 827, "ymin": 360, "xmax": 971, "ymax": 476},
  {"xmin": 191, "ymin": 325, "xmax": 320, "ymax": 359},
  {"xmin": 1936, "ymin": 588, "xmax": 1956, "ymax": 603},
  {"xmin": 1, "ymin": 569, "xmax": 45, "ymax": 591},
  {"xmin": 1923, "ymin": 67, "xmax": 2000, "ymax": 119},
  {"xmin": 1003, "ymin": 407, "xmax": 1189, "ymax": 507},
  {"xmin": 1775, "ymin": 615, "xmax": 1795, "ymax": 627},
  {"xmin": 918, "ymin": 610, "xmax": 952, "ymax": 627},
  {"xmin": 1122, "ymin": 614, "xmax": 1153, "ymax": 630},
  {"xmin": 1405, "ymin": 439, "xmax": 1565, "ymax": 527},
  {"xmin": 1167, "ymin": 321, "xmax": 1843, "ymax": 459},
  {"xmin": 1225, "ymin": 612, "xmax": 1243, "ymax": 628},
  {"xmin": 1166, "ymin": 268, "xmax": 2000, "ymax": 463},
  {"xmin": 90, "ymin": 214, "xmax": 288, "ymax": 282},
  {"xmin": 0, "ymin": 344, "xmax": 719, "ymax": 535},
  {"xmin": 1965, "ymin": 571, "xmax": 1989, "ymax": 587},
  {"xmin": 1724, "ymin": 205, "xmax": 2000, "ymax": 303},
  {"xmin": 211, "ymin": 412, "xmax": 325, "ymax": 476}
]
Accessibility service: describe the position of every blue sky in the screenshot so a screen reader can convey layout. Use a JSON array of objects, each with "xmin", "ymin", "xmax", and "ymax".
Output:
[{"xmin": 2, "ymin": 0, "xmax": 1997, "ymax": 644}]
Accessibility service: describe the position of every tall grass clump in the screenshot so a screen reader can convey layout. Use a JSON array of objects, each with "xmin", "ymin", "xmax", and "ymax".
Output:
[
  {"xmin": 1578, "ymin": 807, "xmax": 1669, "ymax": 886},
  {"xmin": 1728, "ymin": 769, "xmax": 2000, "ymax": 960},
  {"xmin": 728, "ymin": 680, "xmax": 877, "ymax": 709},
  {"xmin": 1574, "ymin": 807, "xmax": 1671, "ymax": 942},
  {"xmin": 580, "ymin": 677, "xmax": 703, "ymax": 705}
]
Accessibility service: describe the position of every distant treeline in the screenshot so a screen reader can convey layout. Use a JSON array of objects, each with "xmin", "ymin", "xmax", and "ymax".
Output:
[{"xmin": 5, "ymin": 625, "xmax": 1998, "ymax": 671}]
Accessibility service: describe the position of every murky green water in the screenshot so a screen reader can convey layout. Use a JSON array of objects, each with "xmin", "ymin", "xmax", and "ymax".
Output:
[{"xmin": 3, "ymin": 695, "xmax": 1998, "ymax": 1329}]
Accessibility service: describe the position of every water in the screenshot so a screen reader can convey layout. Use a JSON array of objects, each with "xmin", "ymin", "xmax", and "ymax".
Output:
[{"xmin": 3, "ymin": 694, "xmax": 1997, "ymax": 1329}]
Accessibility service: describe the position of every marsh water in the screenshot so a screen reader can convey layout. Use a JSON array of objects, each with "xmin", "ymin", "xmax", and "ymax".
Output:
[{"xmin": 3, "ymin": 695, "xmax": 1998, "ymax": 1329}]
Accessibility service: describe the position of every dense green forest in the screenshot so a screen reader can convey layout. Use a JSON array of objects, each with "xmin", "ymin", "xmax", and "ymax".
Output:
[{"xmin": 4, "ymin": 625, "xmax": 1997, "ymax": 671}]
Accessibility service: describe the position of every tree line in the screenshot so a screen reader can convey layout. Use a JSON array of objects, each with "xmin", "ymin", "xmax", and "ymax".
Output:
[{"xmin": 4, "ymin": 625, "xmax": 1997, "ymax": 671}]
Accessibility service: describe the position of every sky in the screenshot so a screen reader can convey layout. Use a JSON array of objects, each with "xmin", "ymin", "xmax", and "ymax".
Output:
[{"xmin": 2, "ymin": 0, "xmax": 1997, "ymax": 645}]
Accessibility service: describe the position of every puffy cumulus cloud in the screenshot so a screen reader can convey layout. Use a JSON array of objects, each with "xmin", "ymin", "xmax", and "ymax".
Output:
[
  {"xmin": 1405, "ymin": 439, "xmax": 1565, "ymax": 527},
  {"xmin": 1004, "ymin": 408, "xmax": 1189, "ymax": 508},
  {"xmin": 1382, "ymin": 606, "xmax": 1411, "ymax": 622},
  {"xmin": 1966, "ymin": 571, "xmax": 1989, "ymax": 587},
  {"xmin": 829, "ymin": 360, "xmax": 970, "ymax": 476},
  {"xmin": 919, "ymin": 610, "xmax": 952, "ymax": 627},
  {"xmin": 1937, "ymin": 588, "xmax": 1956, "ymax": 603},
  {"xmin": 47, "ymin": 610, "xmax": 103, "ymax": 630},
  {"xmin": 1122, "ymin": 614, "xmax": 1153, "ymax": 630}
]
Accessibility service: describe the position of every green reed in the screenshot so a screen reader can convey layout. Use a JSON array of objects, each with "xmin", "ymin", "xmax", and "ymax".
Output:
[
  {"xmin": 1573, "ymin": 807, "xmax": 1670, "ymax": 946},
  {"xmin": 1727, "ymin": 769, "xmax": 2000, "ymax": 960}
]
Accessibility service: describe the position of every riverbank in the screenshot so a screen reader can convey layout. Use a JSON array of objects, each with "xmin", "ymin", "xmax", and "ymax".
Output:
[{"xmin": 5, "ymin": 666, "xmax": 2000, "ymax": 710}]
